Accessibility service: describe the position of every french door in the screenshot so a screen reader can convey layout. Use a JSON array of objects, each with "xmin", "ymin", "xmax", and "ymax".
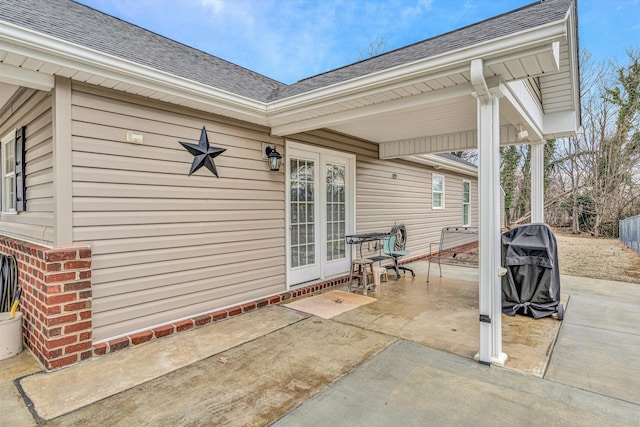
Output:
[{"xmin": 286, "ymin": 142, "xmax": 355, "ymax": 287}]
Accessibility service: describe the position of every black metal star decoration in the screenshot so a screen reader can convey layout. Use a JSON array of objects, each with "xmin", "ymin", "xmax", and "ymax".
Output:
[{"xmin": 179, "ymin": 127, "xmax": 226, "ymax": 177}]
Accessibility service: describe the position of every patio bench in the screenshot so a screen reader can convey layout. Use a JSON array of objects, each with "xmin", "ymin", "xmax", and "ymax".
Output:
[{"xmin": 427, "ymin": 227, "xmax": 479, "ymax": 282}]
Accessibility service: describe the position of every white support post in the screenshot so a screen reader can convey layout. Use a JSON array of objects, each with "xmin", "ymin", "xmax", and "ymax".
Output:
[
  {"xmin": 531, "ymin": 142, "xmax": 545, "ymax": 223},
  {"xmin": 476, "ymin": 92, "xmax": 508, "ymax": 366}
]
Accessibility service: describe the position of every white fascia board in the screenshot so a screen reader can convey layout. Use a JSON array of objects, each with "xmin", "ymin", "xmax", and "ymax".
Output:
[
  {"xmin": 267, "ymin": 20, "xmax": 567, "ymax": 116},
  {"xmin": 0, "ymin": 62, "xmax": 54, "ymax": 91},
  {"xmin": 566, "ymin": 5, "xmax": 581, "ymax": 125},
  {"xmin": 409, "ymin": 155, "xmax": 477, "ymax": 177},
  {"xmin": 500, "ymin": 80, "xmax": 544, "ymax": 140},
  {"xmin": 543, "ymin": 110, "xmax": 578, "ymax": 137},
  {"xmin": 0, "ymin": 23, "xmax": 268, "ymax": 123}
]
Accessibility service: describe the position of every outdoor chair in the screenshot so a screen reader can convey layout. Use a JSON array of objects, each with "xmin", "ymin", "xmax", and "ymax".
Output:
[{"xmin": 383, "ymin": 225, "xmax": 416, "ymax": 279}]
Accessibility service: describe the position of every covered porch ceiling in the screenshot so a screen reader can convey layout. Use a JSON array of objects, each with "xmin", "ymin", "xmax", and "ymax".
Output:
[{"xmin": 267, "ymin": 35, "xmax": 579, "ymax": 159}]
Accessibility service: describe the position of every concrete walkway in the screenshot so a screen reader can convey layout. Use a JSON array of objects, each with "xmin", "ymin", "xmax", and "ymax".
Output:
[
  {"xmin": 274, "ymin": 340, "xmax": 638, "ymax": 426},
  {"xmin": 274, "ymin": 272, "xmax": 640, "ymax": 426},
  {"xmin": 1, "ymin": 267, "xmax": 638, "ymax": 426},
  {"xmin": 545, "ymin": 275, "xmax": 640, "ymax": 405}
]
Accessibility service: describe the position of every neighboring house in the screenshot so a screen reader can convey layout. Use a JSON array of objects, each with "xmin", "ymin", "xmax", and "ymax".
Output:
[{"xmin": 0, "ymin": 0, "xmax": 579, "ymax": 370}]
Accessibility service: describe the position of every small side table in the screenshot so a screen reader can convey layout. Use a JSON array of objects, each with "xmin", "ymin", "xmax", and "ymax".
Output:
[{"xmin": 348, "ymin": 258, "xmax": 375, "ymax": 295}]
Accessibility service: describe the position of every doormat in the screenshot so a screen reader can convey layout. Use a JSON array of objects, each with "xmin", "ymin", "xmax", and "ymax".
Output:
[{"xmin": 284, "ymin": 290, "xmax": 376, "ymax": 319}]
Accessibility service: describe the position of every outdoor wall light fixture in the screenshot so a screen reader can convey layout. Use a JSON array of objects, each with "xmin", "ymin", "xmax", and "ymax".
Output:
[
  {"xmin": 265, "ymin": 145, "xmax": 283, "ymax": 171},
  {"xmin": 516, "ymin": 124, "xmax": 529, "ymax": 141}
]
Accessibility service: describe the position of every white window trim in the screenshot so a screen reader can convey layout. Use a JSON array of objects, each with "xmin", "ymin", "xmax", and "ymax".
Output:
[
  {"xmin": 1, "ymin": 131, "xmax": 16, "ymax": 214},
  {"xmin": 432, "ymin": 173, "xmax": 445, "ymax": 209},
  {"xmin": 462, "ymin": 179, "xmax": 471, "ymax": 227}
]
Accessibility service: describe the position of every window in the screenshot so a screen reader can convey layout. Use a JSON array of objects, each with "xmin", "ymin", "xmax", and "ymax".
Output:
[
  {"xmin": 1, "ymin": 132, "xmax": 16, "ymax": 212},
  {"xmin": 1, "ymin": 126, "xmax": 26, "ymax": 213},
  {"xmin": 432, "ymin": 174, "xmax": 444, "ymax": 209},
  {"xmin": 462, "ymin": 180, "xmax": 471, "ymax": 226}
]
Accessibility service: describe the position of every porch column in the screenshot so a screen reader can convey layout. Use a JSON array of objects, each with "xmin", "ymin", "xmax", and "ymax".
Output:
[
  {"xmin": 476, "ymin": 90, "xmax": 508, "ymax": 366},
  {"xmin": 53, "ymin": 76, "xmax": 73, "ymax": 245},
  {"xmin": 530, "ymin": 142, "xmax": 545, "ymax": 223}
]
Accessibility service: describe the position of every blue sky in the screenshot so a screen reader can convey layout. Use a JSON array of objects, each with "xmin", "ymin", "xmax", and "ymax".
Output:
[{"xmin": 76, "ymin": 0, "xmax": 640, "ymax": 84}]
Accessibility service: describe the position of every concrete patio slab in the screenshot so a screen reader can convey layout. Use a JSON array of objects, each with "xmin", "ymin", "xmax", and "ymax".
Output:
[
  {"xmin": 545, "ymin": 289, "xmax": 640, "ymax": 405},
  {"xmin": 1, "ymin": 266, "xmax": 636, "ymax": 426},
  {"xmin": 274, "ymin": 340, "xmax": 639, "ymax": 427},
  {"xmin": 558, "ymin": 293, "xmax": 640, "ymax": 335},
  {"xmin": 45, "ymin": 317, "xmax": 394, "ymax": 426},
  {"xmin": 560, "ymin": 274, "xmax": 640, "ymax": 303},
  {"xmin": 19, "ymin": 305, "xmax": 308, "ymax": 422},
  {"xmin": 334, "ymin": 262, "xmax": 563, "ymax": 376},
  {"xmin": 546, "ymin": 323, "xmax": 640, "ymax": 405},
  {"xmin": 0, "ymin": 351, "xmax": 41, "ymax": 427}
]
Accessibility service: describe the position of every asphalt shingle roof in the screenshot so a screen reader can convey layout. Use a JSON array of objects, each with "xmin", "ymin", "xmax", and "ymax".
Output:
[
  {"xmin": 435, "ymin": 153, "xmax": 478, "ymax": 168},
  {"xmin": 0, "ymin": 0, "xmax": 285, "ymax": 102},
  {"xmin": 0, "ymin": 0, "xmax": 573, "ymax": 103}
]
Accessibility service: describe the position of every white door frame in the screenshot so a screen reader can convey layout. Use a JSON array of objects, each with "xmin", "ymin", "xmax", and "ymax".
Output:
[{"xmin": 285, "ymin": 140, "xmax": 356, "ymax": 288}]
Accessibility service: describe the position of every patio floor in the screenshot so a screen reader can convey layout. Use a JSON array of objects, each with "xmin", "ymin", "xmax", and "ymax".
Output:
[
  {"xmin": 293, "ymin": 260, "xmax": 565, "ymax": 377},
  {"xmin": 3, "ymin": 260, "xmax": 575, "ymax": 425}
]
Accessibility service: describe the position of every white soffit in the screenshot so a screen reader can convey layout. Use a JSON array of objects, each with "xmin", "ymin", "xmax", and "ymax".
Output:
[{"xmin": 484, "ymin": 41, "xmax": 560, "ymax": 81}]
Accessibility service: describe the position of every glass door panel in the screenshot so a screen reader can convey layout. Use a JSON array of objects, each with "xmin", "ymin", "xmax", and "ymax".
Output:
[
  {"xmin": 290, "ymin": 158, "xmax": 315, "ymax": 268},
  {"xmin": 326, "ymin": 163, "xmax": 346, "ymax": 262}
]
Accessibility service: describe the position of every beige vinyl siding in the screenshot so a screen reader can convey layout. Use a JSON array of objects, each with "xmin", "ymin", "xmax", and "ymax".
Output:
[
  {"xmin": 75, "ymin": 82, "xmax": 479, "ymax": 341},
  {"xmin": 290, "ymin": 131, "xmax": 478, "ymax": 259},
  {"xmin": 0, "ymin": 88, "xmax": 54, "ymax": 244},
  {"xmin": 70, "ymin": 84, "xmax": 284, "ymax": 341}
]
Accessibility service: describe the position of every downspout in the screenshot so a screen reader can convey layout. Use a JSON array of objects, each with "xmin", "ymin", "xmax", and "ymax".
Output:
[{"xmin": 470, "ymin": 58, "xmax": 490, "ymax": 101}]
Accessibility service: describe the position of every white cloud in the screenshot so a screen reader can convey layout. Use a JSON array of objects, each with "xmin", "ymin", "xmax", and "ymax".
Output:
[
  {"xmin": 200, "ymin": 0, "xmax": 224, "ymax": 14},
  {"xmin": 402, "ymin": 0, "xmax": 434, "ymax": 18}
]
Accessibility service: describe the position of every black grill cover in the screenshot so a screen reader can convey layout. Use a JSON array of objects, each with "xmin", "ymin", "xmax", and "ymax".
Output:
[{"xmin": 501, "ymin": 224, "xmax": 560, "ymax": 318}]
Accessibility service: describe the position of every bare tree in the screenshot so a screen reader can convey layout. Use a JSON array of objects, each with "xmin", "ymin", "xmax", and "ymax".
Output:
[
  {"xmin": 358, "ymin": 35, "xmax": 388, "ymax": 60},
  {"xmin": 551, "ymin": 50, "xmax": 607, "ymax": 233},
  {"xmin": 549, "ymin": 49, "xmax": 640, "ymax": 236},
  {"xmin": 590, "ymin": 50, "xmax": 640, "ymax": 235}
]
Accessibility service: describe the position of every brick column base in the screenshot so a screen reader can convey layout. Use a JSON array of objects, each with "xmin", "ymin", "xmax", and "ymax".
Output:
[{"xmin": 0, "ymin": 236, "xmax": 91, "ymax": 370}]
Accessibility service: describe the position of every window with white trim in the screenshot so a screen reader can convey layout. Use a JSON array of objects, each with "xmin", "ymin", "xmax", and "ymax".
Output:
[
  {"xmin": 432, "ymin": 174, "xmax": 444, "ymax": 209},
  {"xmin": 462, "ymin": 180, "xmax": 471, "ymax": 226},
  {"xmin": 1, "ymin": 131, "xmax": 16, "ymax": 213}
]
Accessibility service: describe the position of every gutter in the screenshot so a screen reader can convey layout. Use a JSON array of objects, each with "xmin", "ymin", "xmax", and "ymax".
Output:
[{"xmin": 409, "ymin": 155, "xmax": 477, "ymax": 177}]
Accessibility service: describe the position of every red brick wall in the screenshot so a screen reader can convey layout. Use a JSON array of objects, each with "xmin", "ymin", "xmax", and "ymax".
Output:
[{"xmin": 0, "ymin": 236, "xmax": 92, "ymax": 370}]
